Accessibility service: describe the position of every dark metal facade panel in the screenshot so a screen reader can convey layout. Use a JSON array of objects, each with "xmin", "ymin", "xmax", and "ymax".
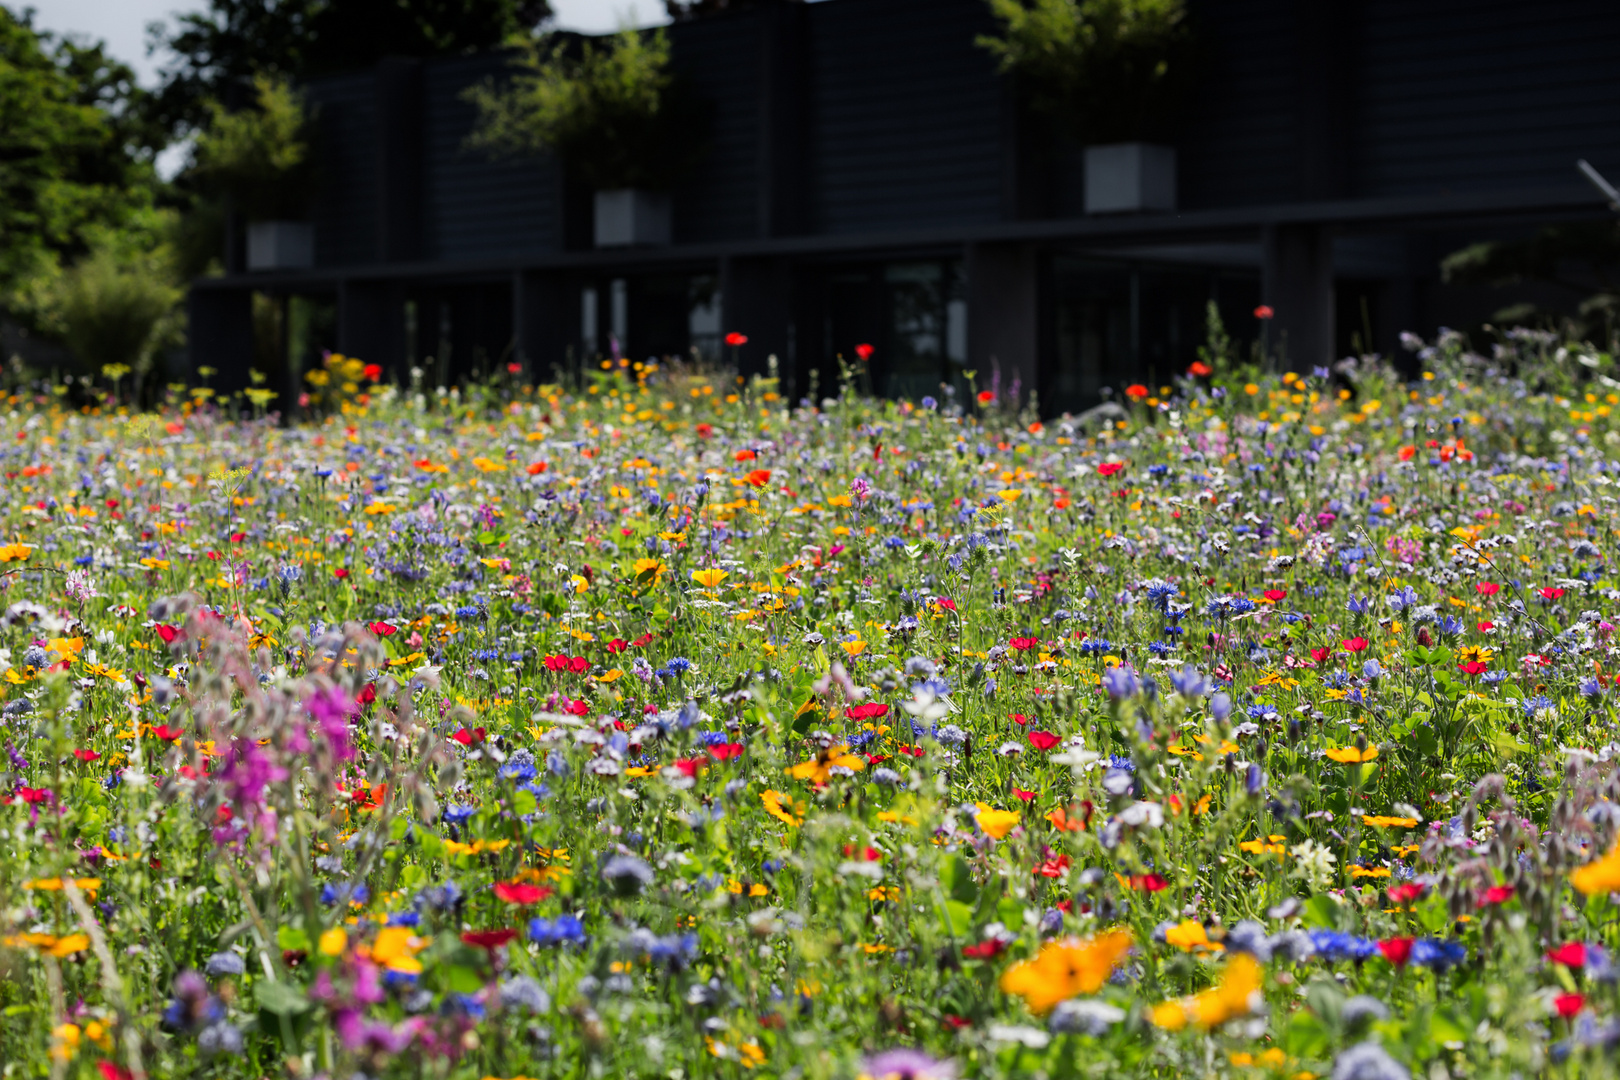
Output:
[
  {"xmin": 1353, "ymin": 0, "xmax": 1620, "ymax": 196},
  {"xmin": 1177, "ymin": 0, "xmax": 1300, "ymax": 209},
  {"xmin": 420, "ymin": 53, "xmax": 563, "ymax": 261},
  {"xmin": 307, "ymin": 73, "xmax": 378, "ymax": 266},
  {"xmin": 668, "ymin": 13, "xmax": 762, "ymax": 242},
  {"xmin": 804, "ymin": 0, "xmax": 1005, "ymax": 235}
]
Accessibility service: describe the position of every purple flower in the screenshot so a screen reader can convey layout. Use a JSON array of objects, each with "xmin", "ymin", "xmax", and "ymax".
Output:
[
  {"xmin": 306, "ymin": 685, "xmax": 358, "ymax": 761},
  {"xmin": 861, "ymin": 1049, "xmax": 957, "ymax": 1080}
]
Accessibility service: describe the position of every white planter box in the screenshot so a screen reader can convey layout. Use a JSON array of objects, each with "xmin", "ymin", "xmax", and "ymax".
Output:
[
  {"xmin": 246, "ymin": 222, "xmax": 314, "ymax": 270},
  {"xmin": 1083, "ymin": 143, "xmax": 1177, "ymax": 214},
  {"xmin": 594, "ymin": 190, "xmax": 672, "ymax": 247}
]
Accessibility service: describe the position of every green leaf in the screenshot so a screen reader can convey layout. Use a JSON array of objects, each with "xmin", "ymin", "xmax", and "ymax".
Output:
[
  {"xmin": 275, "ymin": 925, "xmax": 310, "ymax": 953},
  {"xmin": 477, "ymin": 530, "xmax": 498, "ymax": 546},
  {"xmin": 512, "ymin": 789, "xmax": 538, "ymax": 816},
  {"xmin": 256, "ymin": 979, "xmax": 313, "ymax": 1018},
  {"xmin": 443, "ymin": 963, "xmax": 484, "ymax": 994},
  {"xmin": 1301, "ymin": 894, "xmax": 1340, "ymax": 929}
]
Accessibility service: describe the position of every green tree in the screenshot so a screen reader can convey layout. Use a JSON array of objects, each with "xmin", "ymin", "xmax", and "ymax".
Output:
[
  {"xmin": 0, "ymin": 7, "xmax": 158, "ymax": 305},
  {"xmin": 978, "ymin": 0, "xmax": 1195, "ymax": 144},
  {"xmin": 465, "ymin": 28, "xmax": 699, "ymax": 191},
  {"xmin": 191, "ymin": 74, "xmax": 314, "ymax": 221},
  {"xmin": 146, "ymin": 0, "xmax": 553, "ymax": 138}
]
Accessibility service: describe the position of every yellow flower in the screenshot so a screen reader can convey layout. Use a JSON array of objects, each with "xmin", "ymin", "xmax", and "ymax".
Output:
[
  {"xmin": 363, "ymin": 502, "xmax": 396, "ymax": 515},
  {"xmin": 1164, "ymin": 920, "xmax": 1216, "ymax": 952},
  {"xmin": 691, "ymin": 568, "xmax": 728, "ymax": 587},
  {"xmin": 1349, "ymin": 866, "xmax": 1391, "ymax": 879},
  {"xmin": 841, "ymin": 639, "xmax": 867, "ymax": 657},
  {"xmin": 319, "ymin": 927, "xmax": 348, "ymax": 956},
  {"xmin": 1571, "ymin": 843, "xmax": 1620, "ymax": 895},
  {"xmin": 787, "ymin": 746, "xmax": 866, "ymax": 785},
  {"xmin": 0, "ymin": 543, "xmax": 33, "ymax": 562},
  {"xmin": 1362, "ymin": 815, "xmax": 1418, "ymax": 829},
  {"xmin": 999, "ymin": 928, "xmax": 1133, "ymax": 1014},
  {"xmin": 3, "ymin": 932, "xmax": 90, "ymax": 958},
  {"xmin": 471, "ymin": 457, "xmax": 506, "ymax": 472},
  {"xmin": 1324, "ymin": 745, "xmax": 1378, "ymax": 764},
  {"xmin": 973, "ymin": 803, "xmax": 1021, "ymax": 840},
  {"xmin": 1150, "ymin": 953, "xmax": 1263, "ymax": 1031},
  {"xmin": 633, "ymin": 557, "xmax": 668, "ymax": 582},
  {"xmin": 366, "ymin": 926, "xmax": 428, "ymax": 974},
  {"xmin": 23, "ymin": 877, "xmax": 100, "ymax": 896},
  {"xmin": 761, "ymin": 789, "xmax": 804, "ymax": 826},
  {"xmin": 1239, "ymin": 837, "xmax": 1288, "ymax": 857},
  {"xmin": 997, "ymin": 488, "xmax": 1022, "ymax": 502}
]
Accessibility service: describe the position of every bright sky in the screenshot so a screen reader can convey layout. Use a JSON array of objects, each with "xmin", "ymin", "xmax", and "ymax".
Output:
[{"xmin": 19, "ymin": 0, "xmax": 669, "ymax": 86}]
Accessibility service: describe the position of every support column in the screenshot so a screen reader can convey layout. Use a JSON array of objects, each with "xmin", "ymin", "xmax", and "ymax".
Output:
[
  {"xmin": 966, "ymin": 241, "xmax": 1039, "ymax": 410},
  {"xmin": 1261, "ymin": 224, "xmax": 1334, "ymax": 370},
  {"xmin": 720, "ymin": 256, "xmax": 793, "ymax": 381},
  {"xmin": 187, "ymin": 286, "xmax": 254, "ymax": 390}
]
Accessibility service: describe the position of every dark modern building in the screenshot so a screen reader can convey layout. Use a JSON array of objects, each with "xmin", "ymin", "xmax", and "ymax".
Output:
[{"xmin": 189, "ymin": 0, "xmax": 1620, "ymax": 414}]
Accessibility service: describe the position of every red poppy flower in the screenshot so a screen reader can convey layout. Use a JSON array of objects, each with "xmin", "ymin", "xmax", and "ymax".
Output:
[
  {"xmin": 942, "ymin": 1014, "xmax": 973, "ymax": 1029},
  {"xmin": 1009, "ymin": 636, "xmax": 1039, "ymax": 651},
  {"xmin": 1458, "ymin": 661, "xmax": 1488, "ymax": 676},
  {"xmin": 1379, "ymin": 937, "xmax": 1414, "ymax": 966},
  {"xmin": 1310, "ymin": 647, "xmax": 1333, "ymax": 663},
  {"xmin": 746, "ymin": 469, "xmax": 771, "ymax": 487},
  {"xmin": 606, "ymin": 638, "xmax": 628, "ymax": 653},
  {"xmin": 695, "ymin": 423, "xmax": 714, "ymax": 437},
  {"xmin": 724, "ymin": 331, "xmax": 748, "ymax": 347},
  {"xmin": 98, "ymin": 1063, "xmax": 134, "ymax": 1080},
  {"xmin": 1539, "ymin": 586, "xmax": 1566, "ymax": 600},
  {"xmin": 962, "ymin": 939, "xmax": 1006, "ymax": 960},
  {"xmin": 333, "ymin": 568, "xmax": 350, "ymax": 579},
  {"xmin": 1387, "ymin": 883, "xmax": 1425, "ymax": 905},
  {"xmin": 1548, "ymin": 943, "xmax": 1587, "ymax": 967},
  {"xmin": 846, "ymin": 702, "xmax": 890, "ymax": 720},
  {"xmin": 150, "ymin": 724, "xmax": 185, "ymax": 740},
  {"xmin": 461, "ymin": 928, "xmax": 519, "ymax": 950},
  {"xmin": 1556, "ymin": 993, "xmax": 1586, "ymax": 1019},
  {"xmin": 1125, "ymin": 874, "xmax": 1168, "ymax": 892},
  {"xmin": 355, "ymin": 682, "xmax": 377, "ymax": 707},
  {"xmin": 854, "ymin": 343, "xmax": 874, "ymax": 361},
  {"xmin": 1475, "ymin": 582, "xmax": 1501, "ymax": 596},
  {"xmin": 1341, "ymin": 637, "xmax": 1369, "ymax": 653},
  {"xmin": 1035, "ymin": 854, "xmax": 1071, "ymax": 878},
  {"xmin": 1263, "ymin": 589, "xmax": 1287, "ymax": 602},
  {"xmin": 1010, "ymin": 713, "xmax": 1030, "ymax": 726},
  {"xmin": 450, "ymin": 726, "xmax": 486, "ymax": 746},
  {"xmin": 564, "ymin": 698, "xmax": 589, "ymax": 716},
  {"xmin": 368, "ymin": 621, "xmax": 396, "ymax": 637},
  {"xmin": 1027, "ymin": 730, "xmax": 1060, "ymax": 751},
  {"xmin": 976, "ymin": 390, "xmax": 995, "ymax": 405},
  {"xmin": 72, "ymin": 749, "xmax": 100, "ymax": 762},
  {"xmin": 1097, "ymin": 462, "xmax": 1125, "ymax": 477},
  {"xmin": 1012, "ymin": 787, "xmax": 1036, "ymax": 801},
  {"xmin": 1479, "ymin": 884, "xmax": 1514, "ymax": 906},
  {"xmin": 568, "ymin": 656, "xmax": 589, "ymax": 674},
  {"xmin": 493, "ymin": 882, "xmax": 552, "ymax": 905},
  {"xmin": 1124, "ymin": 384, "xmax": 1149, "ymax": 400},
  {"xmin": 362, "ymin": 364, "xmax": 383, "ymax": 381},
  {"xmin": 1188, "ymin": 360, "xmax": 1212, "ymax": 377},
  {"xmin": 936, "ymin": 597, "xmax": 957, "ymax": 611},
  {"xmin": 1398, "ymin": 445, "xmax": 1416, "ymax": 461},
  {"xmin": 1477, "ymin": 620, "xmax": 1495, "ymax": 633},
  {"xmin": 1253, "ymin": 305, "xmax": 1274, "ymax": 320},
  {"xmin": 896, "ymin": 744, "xmax": 925, "ymax": 758},
  {"xmin": 526, "ymin": 461, "xmax": 549, "ymax": 475},
  {"xmin": 673, "ymin": 757, "xmax": 706, "ymax": 777},
  {"xmin": 155, "ymin": 624, "xmax": 181, "ymax": 644},
  {"xmin": 842, "ymin": 844, "xmax": 883, "ymax": 861},
  {"xmin": 734, "ymin": 449, "xmax": 757, "ymax": 462},
  {"xmin": 631, "ymin": 632, "xmax": 655, "ymax": 647},
  {"xmin": 708, "ymin": 743, "xmax": 745, "ymax": 762}
]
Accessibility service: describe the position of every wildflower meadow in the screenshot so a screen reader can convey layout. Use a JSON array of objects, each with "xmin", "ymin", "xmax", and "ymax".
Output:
[{"xmin": 8, "ymin": 329, "xmax": 1620, "ymax": 1080}]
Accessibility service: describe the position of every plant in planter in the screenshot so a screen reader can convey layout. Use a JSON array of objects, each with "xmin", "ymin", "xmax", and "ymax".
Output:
[
  {"xmin": 465, "ymin": 28, "xmax": 700, "ymax": 247},
  {"xmin": 192, "ymin": 75, "xmax": 316, "ymax": 270},
  {"xmin": 978, "ymin": 0, "xmax": 1194, "ymax": 214}
]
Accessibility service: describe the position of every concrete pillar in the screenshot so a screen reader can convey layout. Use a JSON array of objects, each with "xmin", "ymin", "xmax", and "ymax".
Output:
[
  {"xmin": 1261, "ymin": 223, "xmax": 1334, "ymax": 369},
  {"xmin": 965, "ymin": 241, "xmax": 1039, "ymax": 410}
]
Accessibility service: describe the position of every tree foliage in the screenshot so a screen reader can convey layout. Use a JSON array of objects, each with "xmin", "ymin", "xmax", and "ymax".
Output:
[
  {"xmin": 0, "ymin": 7, "xmax": 158, "ymax": 304},
  {"xmin": 465, "ymin": 28, "xmax": 698, "ymax": 192},
  {"xmin": 145, "ymin": 0, "xmax": 553, "ymax": 137},
  {"xmin": 191, "ymin": 74, "xmax": 314, "ymax": 221},
  {"xmin": 978, "ymin": 0, "xmax": 1195, "ymax": 144}
]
